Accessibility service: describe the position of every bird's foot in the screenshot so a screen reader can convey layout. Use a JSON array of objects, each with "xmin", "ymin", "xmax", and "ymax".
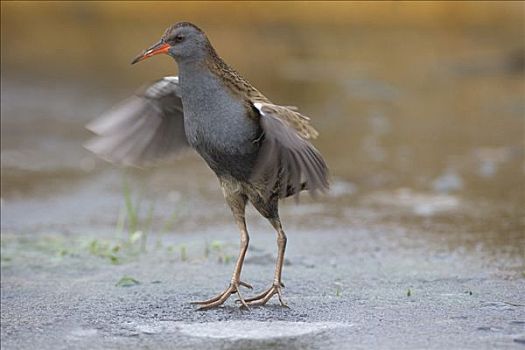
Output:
[
  {"xmin": 238, "ymin": 282, "xmax": 288, "ymax": 307},
  {"xmin": 191, "ymin": 280, "xmax": 252, "ymax": 310}
]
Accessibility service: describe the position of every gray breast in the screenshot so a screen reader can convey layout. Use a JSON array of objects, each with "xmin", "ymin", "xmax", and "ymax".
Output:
[{"xmin": 179, "ymin": 69, "xmax": 261, "ymax": 180}]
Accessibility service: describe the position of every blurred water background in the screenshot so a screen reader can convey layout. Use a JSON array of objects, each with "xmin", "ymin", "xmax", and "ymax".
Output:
[{"xmin": 1, "ymin": 2, "xmax": 524, "ymax": 268}]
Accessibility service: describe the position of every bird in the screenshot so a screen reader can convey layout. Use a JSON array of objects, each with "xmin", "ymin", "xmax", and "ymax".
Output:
[{"xmin": 85, "ymin": 22, "xmax": 329, "ymax": 310}]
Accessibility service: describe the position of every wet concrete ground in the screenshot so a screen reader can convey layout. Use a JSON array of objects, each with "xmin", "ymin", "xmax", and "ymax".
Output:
[{"xmin": 1, "ymin": 171, "xmax": 524, "ymax": 349}]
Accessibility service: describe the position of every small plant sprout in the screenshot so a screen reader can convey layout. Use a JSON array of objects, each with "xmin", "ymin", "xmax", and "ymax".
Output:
[
  {"xmin": 86, "ymin": 178, "xmax": 186, "ymax": 264},
  {"xmin": 123, "ymin": 180, "xmax": 139, "ymax": 235},
  {"xmin": 115, "ymin": 207, "xmax": 126, "ymax": 240},
  {"xmin": 88, "ymin": 239, "xmax": 121, "ymax": 265},
  {"xmin": 335, "ymin": 281, "xmax": 343, "ymax": 297},
  {"xmin": 141, "ymin": 202, "xmax": 155, "ymax": 252},
  {"xmin": 180, "ymin": 244, "xmax": 188, "ymax": 261},
  {"xmin": 204, "ymin": 240, "xmax": 210, "ymax": 259},
  {"xmin": 209, "ymin": 240, "xmax": 233, "ymax": 264},
  {"xmin": 115, "ymin": 276, "xmax": 141, "ymax": 287},
  {"xmin": 156, "ymin": 211, "xmax": 177, "ymax": 249},
  {"xmin": 129, "ymin": 231, "xmax": 143, "ymax": 244}
]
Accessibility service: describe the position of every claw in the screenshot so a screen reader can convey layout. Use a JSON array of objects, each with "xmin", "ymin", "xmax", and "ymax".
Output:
[
  {"xmin": 276, "ymin": 287, "xmax": 289, "ymax": 308},
  {"xmin": 235, "ymin": 288, "xmax": 251, "ymax": 310},
  {"xmin": 239, "ymin": 281, "xmax": 253, "ymax": 290}
]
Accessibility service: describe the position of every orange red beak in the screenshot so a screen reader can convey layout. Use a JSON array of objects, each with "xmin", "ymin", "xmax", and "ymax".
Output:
[{"xmin": 131, "ymin": 41, "xmax": 170, "ymax": 65}]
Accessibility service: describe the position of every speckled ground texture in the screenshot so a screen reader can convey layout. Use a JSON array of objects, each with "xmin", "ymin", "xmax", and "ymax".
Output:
[{"xmin": 1, "ymin": 180, "xmax": 524, "ymax": 350}]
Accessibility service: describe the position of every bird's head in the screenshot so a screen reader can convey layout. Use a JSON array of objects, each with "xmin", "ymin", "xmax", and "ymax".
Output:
[{"xmin": 131, "ymin": 22, "xmax": 211, "ymax": 65}]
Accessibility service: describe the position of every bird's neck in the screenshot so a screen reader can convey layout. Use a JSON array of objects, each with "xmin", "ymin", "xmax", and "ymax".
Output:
[
  {"xmin": 176, "ymin": 54, "xmax": 243, "ymax": 98},
  {"xmin": 176, "ymin": 45, "xmax": 265, "ymax": 102},
  {"xmin": 175, "ymin": 43, "xmax": 220, "ymax": 76},
  {"xmin": 177, "ymin": 58, "xmax": 219, "ymax": 92}
]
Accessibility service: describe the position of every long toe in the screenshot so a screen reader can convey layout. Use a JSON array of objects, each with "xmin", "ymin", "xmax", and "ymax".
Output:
[
  {"xmin": 235, "ymin": 288, "xmax": 251, "ymax": 310},
  {"xmin": 197, "ymin": 291, "xmax": 233, "ymax": 311},
  {"xmin": 241, "ymin": 289, "xmax": 273, "ymax": 303},
  {"xmin": 243, "ymin": 284, "xmax": 288, "ymax": 307},
  {"xmin": 192, "ymin": 281, "xmax": 253, "ymax": 310},
  {"xmin": 191, "ymin": 289, "xmax": 233, "ymax": 305}
]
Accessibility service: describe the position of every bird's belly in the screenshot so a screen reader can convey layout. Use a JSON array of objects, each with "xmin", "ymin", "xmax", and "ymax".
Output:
[{"xmin": 197, "ymin": 147, "xmax": 259, "ymax": 182}]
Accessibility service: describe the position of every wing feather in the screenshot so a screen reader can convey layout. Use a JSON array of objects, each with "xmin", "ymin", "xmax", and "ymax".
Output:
[
  {"xmin": 84, "ymin": 76, "xmax": 189, "ymax": 166},
  {"xmin": 251, "ymin": 102, "xmax": 329, "ymax": 199}
]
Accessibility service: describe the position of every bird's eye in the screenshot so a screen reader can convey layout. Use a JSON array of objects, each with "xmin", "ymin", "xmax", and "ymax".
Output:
[{"xmin": 173, "ymin": 34, "xmax": 184, "ymax": 43}]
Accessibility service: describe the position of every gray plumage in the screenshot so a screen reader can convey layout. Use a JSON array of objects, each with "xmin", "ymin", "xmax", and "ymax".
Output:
[
  {"xmin": 85, "ymin": 22, "xmax": 329, "ymax": 310},
  {"xmin": 178, "ymin": 60, "xmax": 261, "ymax": 182}
]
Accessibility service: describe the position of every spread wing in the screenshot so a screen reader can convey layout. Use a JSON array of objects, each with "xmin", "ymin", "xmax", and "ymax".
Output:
[
  {"xmin": 84, "ymin": 76, "xmax": 189, "ymax": 166},
  {"xmin": 251, "ymin": 102, "xmax": 329, "ymax": 199}
]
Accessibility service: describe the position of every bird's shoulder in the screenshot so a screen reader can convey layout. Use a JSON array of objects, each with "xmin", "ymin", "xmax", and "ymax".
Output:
[
  {"xmin": 250, "ymin": 100, "xmax": 319, "ymax": 140},
  {"xmin": 209, "ymin": 57, "xmax": 320, "ymax": 140}
]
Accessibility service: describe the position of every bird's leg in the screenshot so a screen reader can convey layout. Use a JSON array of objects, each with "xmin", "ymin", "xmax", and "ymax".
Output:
[
  {"xmin": 191, "ymin": 192, "xmax": 252, "ymax": 310},
  {"xmin": 243, "ymin": 217, "xmax": 288, "ymax": 307}
]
